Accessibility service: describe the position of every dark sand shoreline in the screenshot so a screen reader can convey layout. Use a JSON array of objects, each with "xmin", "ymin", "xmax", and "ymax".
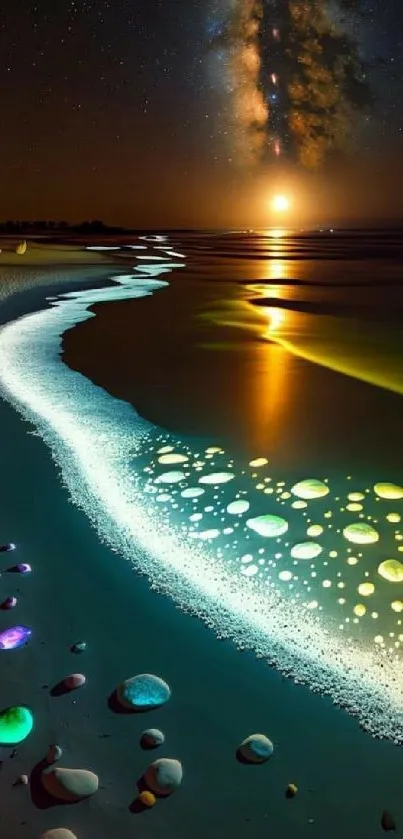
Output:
[{"xmin": 0, "ymin": 268, "xmax": 402, "ymax": 838}]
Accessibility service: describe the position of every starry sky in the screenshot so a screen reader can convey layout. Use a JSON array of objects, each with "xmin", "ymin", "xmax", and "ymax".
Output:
[{"xmin": 0, "ymin": 0, "xmax": 403, "ymax": 228}]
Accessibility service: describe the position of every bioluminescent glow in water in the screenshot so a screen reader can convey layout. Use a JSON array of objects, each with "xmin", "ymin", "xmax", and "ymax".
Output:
[{"xmin": 0, "ymin": 239, "xmax": 402, "ymax": 741}]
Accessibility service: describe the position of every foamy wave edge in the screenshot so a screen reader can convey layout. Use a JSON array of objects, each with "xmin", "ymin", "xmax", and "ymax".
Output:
[{"xmin": 0, "ymin": 258, "xmax": 401, "ymax": 743}]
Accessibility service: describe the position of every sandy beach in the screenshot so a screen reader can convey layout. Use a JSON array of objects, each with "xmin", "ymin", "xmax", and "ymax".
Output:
[{"xmin": 0, "ymin": 240, "xmax": 402, "ymax": 839}]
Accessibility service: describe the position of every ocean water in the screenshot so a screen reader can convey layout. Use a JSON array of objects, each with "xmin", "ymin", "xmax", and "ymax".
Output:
[{"xmin": 1, "ymin": 231, "xmax": 403, "ymax": 743}]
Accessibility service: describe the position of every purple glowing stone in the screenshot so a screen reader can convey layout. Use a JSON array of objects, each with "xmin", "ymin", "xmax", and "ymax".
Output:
[
  {"xmin": 15, "ymin": 563, "xmax": 31, "ymax": 574},
  {"xmin": 1, "ymin": 597, "xmax": 17, "ymax": 610},
  {"xmin": 0, "ymin": 543, "xmax": 16, "ymax": 553},
  {"xmin": 0, "ymin": 626, "xmax": 32, "ymax": 650}
]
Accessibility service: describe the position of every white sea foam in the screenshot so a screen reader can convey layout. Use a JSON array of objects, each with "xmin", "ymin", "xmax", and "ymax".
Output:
[{"xmin": 0, "ymin": 240, "xmax": 402, "ymax": 742}]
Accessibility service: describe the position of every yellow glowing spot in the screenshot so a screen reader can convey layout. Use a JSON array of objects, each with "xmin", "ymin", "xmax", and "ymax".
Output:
[
  {"xmin": 158, "ymin": 453, "xmax": 188, "ymax": 465},
  {"xmin": 387, "ymin": 512, "xmax": 401, "ymax": 523},
  {"xmin": 358, "ymin": 582, "xmax": 375, "ymax": 596},
  {"xmin": 291, "ymin": 479, "xmax": 329, "ymax": 500},
  {"xmin": 353, "ymin": 604, "xmax": 366, "ymax": 617},
  {"xmin": 279, "ymin": 570, "xmax": 293, "ymax": 582},
  {"xmin": 346, "ymin": 503, "xmax": 363, "ymax": 512},
  {"xmin": 347, "ymin": 556, "xmax": 359, "ymax": 566},
  {"xmin": 374, "ymin": 635, "xmax": 384, "ymax": 645},
  {"xmin": 291, "ymin": 542, "xmax": 322, "ymax": 560},
  {"xmin": 343, "ymin": 522, "xmax": 379, "ymax": 545},
  {"xmin": 307, "ymin": 524, "xmax": 323, "ymax": 538},
  {"xmin": 322, "ymin": 580, "xmax": 332, "ymax": 588},
  {"xmin": 338, "ymin": 598, "xmax": 346, "ymax": 605},
  {"xmin": 374, "ymin": 482, "xmax": 403, "ymax": 500},
  {"xmin": 271, "ymin": 194, "xmax": 290, "ymax": 213},
  {"xmin": 256, "ymin": 483, "xmax": 265, "ymax": 490},
  {"xmin": 391, "ymin": 600, "xmax": 403, "ymax": 613},
  {"xmin": 292, "ymin": 500, "xmax": 307, "ymax": 509},
  {"xmin": 280, "ymin": 491, "xmax": 291, "ymax": 500},
  {"xmin": 249, "ymin": 457, "xmax": 269, "ymax": 467},
  {"xmin": 307, "ymin": 600, "xmax": 318, "ymax": 609},
  {"xmin": 348, "ymin": 492, "xmax": 365, "ymax": 502},
  {"xmin": 324, "ymin": 511, "xmax": 332, "ymax": 519},
  {"xmin": 329, "ymin": 550, "xmax": 338, "ymax": 558},
  {"xmin": 264, "ymin": 488, "xmax": 274, "ymax": 494},
  {"xmin": 157, "ymin": 445, "xmax": 174, "ymax": 454},
  {"xmin": 371, "ymin": 612, "xmax": 379, "ymax": 619},
  {"xmin": 205, "ymin": 447, "xmax": 222, "ymax": 454},
  {"xmin": 395, "ymin": 534, "xmax": 403, "ymax": 541},
  {"xmin": 377, "ymin": 559, "xmax": 403, "ymax": 583}
]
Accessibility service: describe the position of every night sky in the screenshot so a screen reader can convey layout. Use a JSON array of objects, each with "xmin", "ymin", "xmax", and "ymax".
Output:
[{"xmin": 1, "ymin": 0, "xmax": 403, "ymax": 228}]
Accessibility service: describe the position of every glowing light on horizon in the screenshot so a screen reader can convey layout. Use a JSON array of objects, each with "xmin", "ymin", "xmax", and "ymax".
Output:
[{"xmin": 271, "ymin": 195, "xmax": 290, "ymax": 213}]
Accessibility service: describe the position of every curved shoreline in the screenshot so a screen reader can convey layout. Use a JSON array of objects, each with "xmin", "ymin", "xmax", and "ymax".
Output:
[{"xmin": 0, "ymin": 242, "xmax": 401, "ymax": 743}]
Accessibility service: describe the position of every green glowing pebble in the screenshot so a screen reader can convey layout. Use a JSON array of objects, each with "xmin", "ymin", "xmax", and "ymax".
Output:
[
  {"xmin": 181, "ymin": 487, "xmax": 204, "ymax": 498},
  {"xmin": 226, "ymin": 500, "xmax": 250, "ymax": 515},
  {"xmin": 0, "ymin": 706, "xmax": 33, "ymax": 745},
  {"xmin": 157, "ymin": 446, "xmax": 174, "ymax": 454},
  {"xmin": 158, "ymin": 454, "xmax": 188, "ymax": 465},
  {"xmin": 292, "ymin": 500, "xmax": 307, "ymax": 509},
  {"xmin": 291, "ymin": 542, "xmax": 322, "ymax": 560},
  {"xmin": 374, "ymin": 482, "xmax": 403, "ymax": 500},
  {"xmin": 391, "ymin": 600, "xmax": 403, "ymax": 612},
  {"xmin": 156, "ymin": 471, "xmax": 186, "ymax": 484},
  {"xmin": 249, "ymin": 457, "xmax": 268, "ymax": 467},
  {"xmin": 205, "ymin": 446, "xmax": 222, "ymax": 454},
  {"xmin": 198, "ymin": 472, "xmax": 234, "ymax": 485},
  {"xmin": 291, "ymin": 479, "xmax": 329, "ymax": 500},
  {"xmin": 246, "ymin": 515, "xmax": 288, "ymax": 538},
  {"xmin": 343, "ymin": 522, "xmax": 379, "ymax": 545},
  {"xmin": 307, "ymin": 524, "xmax": 323, "ymax": 537},
  {"xmin": 386, "ymin": 512, "xmax": 401, "ymax": 523},
  {"xmin": 353, "ymin": 604, "xmax": 366, "ymax": 617},
  {"xmin": 346, "ymin": 503, "xmax": 363, "ymax": 512},
  {"xmin": 377, "ymin": 559, "xmax": 403, "ymax": 583}
]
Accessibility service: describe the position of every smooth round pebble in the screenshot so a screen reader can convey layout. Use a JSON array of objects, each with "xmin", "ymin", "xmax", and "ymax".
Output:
[
  {"xmin": 239, "ymin": 733, "xmax": 274, "ymax": 764},
  {"xmin": 63, "ymin": 674, "xmax": 86, "ymax": 690},
  {"xmin": 39, "ymin": 831, "xmax": 78, "ymax": 839},
  {"xmin": 139, "ymin": 790, "xmax": 157, "ymax": 808},
  {"xmin": 144, "ymin": 758, "xmax": 183, "ymax": 795},
  {"xmin": 46, "ymin": 744, "xmax": 62, "ymax": 764},
  {"xmin": 41, "ymin": 767, "xmax": 99, "ymax": 802},
  {"xmin": 141, "ymin": 728, "xmax": 165, "ymax": 749},
  {"xmin": 117, "ymin": 673, "xmax": 171, "ymax": 711},
  {"xmin": 0, "ymin": 706, "xmax": 34, "ymax": 744}
]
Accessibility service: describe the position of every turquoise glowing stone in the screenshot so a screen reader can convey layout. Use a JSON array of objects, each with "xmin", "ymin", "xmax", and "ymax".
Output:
[
  {"xmin": 117, "ymin": 674, "xmax": 171, "ymax": 711},
  {"xmin": 0, "ymin": 706, "xmax": 34, "ymax": 744}
]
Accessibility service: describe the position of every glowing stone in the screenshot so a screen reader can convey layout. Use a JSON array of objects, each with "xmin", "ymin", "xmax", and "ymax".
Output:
[
  {"xmin": 374, "ymin": 483, "xmax": 403, "ymax": 500},
  {"xmin": 387, "ymin": 513, "xmax": 401, "ymax": 524},
  {"xmin": 353, "ymin": 604, "xmax": 366, "ymax": 617},
  {"xmin": 249, "ymin": 458, "xmax": 268, "ymax": 468},
  {"xmin": 346, "ymin": 503, "xmax": 363, "ymax": 512},
  {"xmin": 246, "ymin": 515, "xmax": 288, "ymax": 538},
  {"xmin": 157, "ymin": 446, "xmax": 173, "ymax": 454},
  {"xmin": 348, "ymin": 492, "xmax": 365, "ymax": 502},
  {"xmin": 158, "ymin": 454, "xmax": 188, "ymax": 465},
  {"xmin": 306, "ymin": 524, "xmax": 323, "ymax": 538},
  {"xmin": 358, "ymin": 582, "xmax": 375, "ymax": 597},
  {"xmin": 198, "ymin": 472, "xmax": 234, "ymax": 485},
  {"xmin": 0, "ymin": 625, "xmax": 31, "ymax": 649},
  {"xmin": 238, "ymin": 733, "xmax": 274, "ymax": 764},
  {"xmin": 391, "ymin": 601, "xmax": 403, "ymax": 613},
  {"xmin": 181, "ymin": 487, "xmax": 204, "ymax": 498},
  {"xmin": 226, "ymin": 500, "xmax": 250, "ymax": 515},
  {"xmin": 279, "ymin": 570, "xmax": 293, "ymax": 581},
  {"xmin": 291, "ymin": 479, "xmax": 329, "ymax": 500},
  {"xmin": 0, "ymin": 706, "xmax": 33, "ymax": 744},
  {"xmin": 156, "ymin": 493, "xmax": 171, "ymax": 502},
  {"xmin": 292, "ymin": 500, "xmax": 307, "ymax": 509},
  {"xmin": 377, "ymin": 559, "xmax": 403, "ymax": 583},
  {"xmin": 241, "ymin": 564, "xmax": 258, "ymax": 577},
  {"xmin": 205, "ymin": 447, "xmax": 222, "ymax": 454},
  {"xmin": 343, "ymin": 523, "xmax": 379, "ymax": 544},
  {"xmin": 197, "ymin": 529, "xmax": 220, "ymax": 540},
  {"xmin": 156, "ymin": 471, "xmax": 186, "ymax": 484},
  {"xmin": 291, "ymin": 542, "xmax": 322, "ymax": 560},
  {"xmin": 141, "ymin": 728, "xmax": 165, "ymax": 749},
  {"xmin": 117, "ymin": 674, "xmax": 171, "ymax": 711},
  {"xmin": 145, "ymin": 758, "xmax": 183, "ymax": 795}
]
